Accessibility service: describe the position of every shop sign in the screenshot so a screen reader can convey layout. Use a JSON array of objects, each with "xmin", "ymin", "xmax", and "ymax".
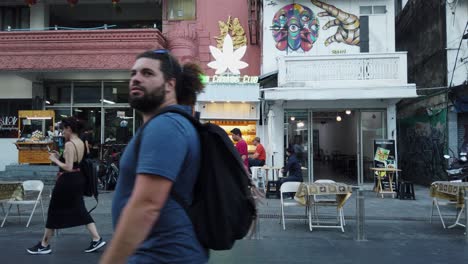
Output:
[
  {"xmin": 0, "ymin": 116, "xmax": 19, "ymax": 138},
  {"xmin": 202, "ymin": 75, "xmax": 258, "ymax": 84},
  {"xmin": 117, "ymin": 111, "xmax": 125, "ymax": 118},
  {"xmin": 0, "ymin": 116, "xmax": 18, "ymax": 130}
]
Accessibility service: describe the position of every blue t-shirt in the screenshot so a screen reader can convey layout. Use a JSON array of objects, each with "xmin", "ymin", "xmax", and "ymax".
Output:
[{"xmin": 112, "ymin": 105, "xmax": 208, "ymax": 264}]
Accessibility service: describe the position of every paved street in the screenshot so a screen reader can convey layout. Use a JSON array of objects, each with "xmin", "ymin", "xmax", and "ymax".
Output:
[{"xmin": 1, "ymin": 186, "xmax": 467, "ymax": 263}]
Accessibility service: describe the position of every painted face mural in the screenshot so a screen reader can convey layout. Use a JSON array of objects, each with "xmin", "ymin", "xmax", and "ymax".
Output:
[{"xmin": 271, "ymin": 4, "xmax": 319, "ymax": 52}]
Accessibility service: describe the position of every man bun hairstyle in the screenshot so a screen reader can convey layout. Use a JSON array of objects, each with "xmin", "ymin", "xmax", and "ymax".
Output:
[
  {"xmin": 136, "ymin": 50, "xmax": 205, "ymax": 106},
  {"xmin": 177, "ymin": 63, "xmax": 205, "ymax": 106}
]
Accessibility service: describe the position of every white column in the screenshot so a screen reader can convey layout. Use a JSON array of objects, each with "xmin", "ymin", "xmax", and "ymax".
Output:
[
  {"xmin": 30, "ymin": 2, "xmax": 49, "ymax": 30},
  {"xmin": 387, "ymin": 103, "xmax": 397, "ymax": 140},
  {"xmin": 271, "ymin": 102, "xmax": 284, "ymax": 168}
]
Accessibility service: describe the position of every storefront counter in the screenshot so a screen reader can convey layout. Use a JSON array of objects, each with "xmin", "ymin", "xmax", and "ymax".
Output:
[{"xmin": 14, "ymin": 141, "xmax": 54, "ymax": 164}]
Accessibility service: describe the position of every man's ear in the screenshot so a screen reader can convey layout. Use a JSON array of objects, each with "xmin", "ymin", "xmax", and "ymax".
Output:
[{"xmin": 165, "ymin": 78, "xmax": 176, "ymax": 93}]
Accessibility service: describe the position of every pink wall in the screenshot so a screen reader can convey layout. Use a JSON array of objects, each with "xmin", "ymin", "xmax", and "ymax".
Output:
[{"xmin": 163, "ymin": 0, "xmax": 261, "ymax": 76}]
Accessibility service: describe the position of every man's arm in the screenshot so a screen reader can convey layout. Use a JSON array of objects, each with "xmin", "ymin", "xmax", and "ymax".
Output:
[
  {"xmin": 100, "ymin": 174, "xmax": 173, "ymax": 264},
  {"xmin": 251, "ymin": 149, "xmax": 260, "ymax": 159}
]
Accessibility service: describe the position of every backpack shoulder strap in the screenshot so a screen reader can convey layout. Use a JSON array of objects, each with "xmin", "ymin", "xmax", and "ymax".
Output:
[
  {"xmin": 134, "ymin": 106, "xmax": 200, "ymax": 158},
  {"xmin": 133, "ymin": 106, "xmax": 198, "ymax": 210}
]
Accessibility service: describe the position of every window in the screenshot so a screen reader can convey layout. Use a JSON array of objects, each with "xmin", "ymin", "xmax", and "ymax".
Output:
[
  {"xmin": 360, "ymin": 5, "xmax": 387, "ymax": 15},
  {"xmin": 45, "ymin": 82, "xmax": 71, "ymax": 105},
  {"xmin": 167, "ymin": 0, "xmax": 196, "ymax": 20},
  {"xmin": 0, "ymin": 6, "xmax": 30, "ymax": 31},
  {"xmin": 103, "ymin": 82, "xmax": 129, "ymax": 104},
  {"xmin": 373, "ymin": 6, "xmax": 387, "ymax": 14},
  {"xmin": 73, "ymin": 82, "xmax": 102, "ymax": 104},
  {"xmin": 360, "ymin": 6, "xmax": 372, "ymax": 15}
]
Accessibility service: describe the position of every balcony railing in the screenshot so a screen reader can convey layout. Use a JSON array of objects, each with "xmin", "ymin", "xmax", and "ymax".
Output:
[{"xmin": 277, "ymin": 52, "xmax": 409, "ymax": 88}]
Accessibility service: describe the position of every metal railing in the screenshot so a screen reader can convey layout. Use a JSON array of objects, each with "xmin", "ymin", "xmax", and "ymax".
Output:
[{"xmin": 6, "ymin": 24, "xmax": 117, "ymax": 31}]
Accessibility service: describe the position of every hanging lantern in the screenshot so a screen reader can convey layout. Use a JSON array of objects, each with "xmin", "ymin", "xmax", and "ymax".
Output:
[
  {"xmin": 67, "ymin": 0, "xmax": 79, "ymax": 7},
  {"xmin": 25, "ymin": 0, "xmax": 37, "ymax": 7}
]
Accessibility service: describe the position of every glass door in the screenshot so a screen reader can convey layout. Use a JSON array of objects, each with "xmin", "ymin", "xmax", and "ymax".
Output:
[
  {"xmin": 284, "ymin": 110, "xmax": 309, "ymax": 182},
  {"xmin": 359, "ymin": 110, "xmax": 387, "ymax": 185}
]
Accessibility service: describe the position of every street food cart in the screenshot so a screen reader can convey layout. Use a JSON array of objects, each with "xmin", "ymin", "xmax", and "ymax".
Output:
[{"xmin": 14, "ymin": 110, "xmax": 55, "ymax": 164}]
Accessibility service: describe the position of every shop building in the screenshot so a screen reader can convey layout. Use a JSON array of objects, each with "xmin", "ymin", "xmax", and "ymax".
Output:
[
  {"xmin": 0, "ymin": 0, "xmax": 261, "ymax": 170},
  {"xmin": 395, "ymin": 0, "xmax": 468, "ymax": 185},
  {"xmin": 261, "ymin": 0, "xmax": 417, "ymax": 186}
]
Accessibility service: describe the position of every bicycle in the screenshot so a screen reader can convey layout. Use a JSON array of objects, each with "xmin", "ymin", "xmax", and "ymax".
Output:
[{"xmin": 98, "ymin": 151, "xmax": 120, "ymax": 191}]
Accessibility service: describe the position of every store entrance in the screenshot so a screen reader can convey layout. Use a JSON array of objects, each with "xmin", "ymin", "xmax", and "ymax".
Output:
[
  {"xmin": 285, "ymin": 109, "xmax": 387, "ymax": 185},
  {"xmin": 312, "ymin": 111, "xmax": 358, "ymax": 185}
]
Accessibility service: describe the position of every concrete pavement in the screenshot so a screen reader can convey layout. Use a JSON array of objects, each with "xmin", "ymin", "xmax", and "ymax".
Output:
[{"xmin": 0, "ymin": 185, "xmax": 467, "ymax": 263}]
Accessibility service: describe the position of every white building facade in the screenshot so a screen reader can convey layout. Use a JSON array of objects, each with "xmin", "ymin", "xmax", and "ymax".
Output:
[{"xmin": 261, "ymin": 0, "xmax": 417, "ymax": 185}]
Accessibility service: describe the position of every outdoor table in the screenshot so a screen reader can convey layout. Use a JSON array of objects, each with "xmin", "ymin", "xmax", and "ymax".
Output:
[
  {"xmin": 370, "ymin": 167, "xmax": 401, "ymax": 198},
  {"xmin": 430, "ymin": 181, "xmax": 468, "ymax": 229},
  {"xmin": 262, "ymin": 166, "xmax": 282, "ymax": 181},
  {"xmin": 262, "ymin": 166, "xmax": 283, "ymax": 198},
  {"xmin": 294, "ymin": 182, "xmax": 353, "ymax": 232},
  {"xmin": 0, "ymin": 181, "xmax": 23, "ymax": 201}
]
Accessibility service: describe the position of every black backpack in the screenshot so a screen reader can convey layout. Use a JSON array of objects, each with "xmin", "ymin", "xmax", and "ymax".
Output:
[
  {"xmin": 71, "ymin": 141, "xmax": 99, "ymax": 213},
  {"xmin": 135, "ymin": 106, "xmax": 257, "ymax": 250}
]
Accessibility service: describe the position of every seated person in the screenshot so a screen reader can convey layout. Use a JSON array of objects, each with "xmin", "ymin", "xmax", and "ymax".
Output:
[
  {"xmin": 278, "ymin": 147, "xmax": 303, "ymax": 197},
  {"xmin": 248, "ymin": 137, "xmax": 266, "ymax": 169}
]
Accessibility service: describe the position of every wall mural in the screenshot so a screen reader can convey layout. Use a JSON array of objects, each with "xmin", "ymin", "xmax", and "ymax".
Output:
[
  {"xmin": 271, "ymin": 0, "xmax": 360, "ymax": 52},
  {"xmin": 271, "ymin": 3, "xmax": 319, "ymax": 51}
]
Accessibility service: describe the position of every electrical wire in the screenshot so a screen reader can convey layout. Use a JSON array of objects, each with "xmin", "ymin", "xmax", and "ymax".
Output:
[{"xmin": 448, "ymin": 20, "xmax": 468, "ymax": 89}]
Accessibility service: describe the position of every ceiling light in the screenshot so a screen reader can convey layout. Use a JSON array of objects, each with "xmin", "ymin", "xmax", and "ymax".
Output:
[
  {"xmin": 345, "ymin": 110, "xmax": 351, "ymax": 115},
  {"xmin": 27, "ymin": 116, "xmax": 52, "ymax": 120},
  {"xmin": 45, "ymin": 100, "xmax": 51, "ymax": 105},
  {"xmin": 290, "ymin": 116, "xmax": 295, "ymax": 121},
  {"xmin": 297, "ymin": 122, "xmax": 304, "ymax": 128},
  {"xmin": 336, "ymin": 115, "xmax": 342, "ymax": 122},
  {"xmin": 101, "ymin": 99, "xmax": 116, "ymax": 104}
]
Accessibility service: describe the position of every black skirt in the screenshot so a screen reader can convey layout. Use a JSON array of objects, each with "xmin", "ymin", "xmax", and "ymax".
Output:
[{"xmin": 46, "ymin": 171, "xmax": 94, "ymax": 229}]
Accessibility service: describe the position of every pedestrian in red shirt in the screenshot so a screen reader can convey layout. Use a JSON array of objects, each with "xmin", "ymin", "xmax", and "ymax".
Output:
[
  {"xmin": 230, "ymin": 128, "xmax": 249, "ymax": 170},
  {"xmin": 248, "ymin": 137, "xmax": 266, "ymax": 169}
]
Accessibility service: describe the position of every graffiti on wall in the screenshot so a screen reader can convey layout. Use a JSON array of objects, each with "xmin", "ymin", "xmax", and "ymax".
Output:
[
  {"xmin": 398, "ymin": 109, "xmax": 447, "ymax": 185},
  {"xmin": 271, "ymin": 0, "xmax": 360, "ymax": 52}
]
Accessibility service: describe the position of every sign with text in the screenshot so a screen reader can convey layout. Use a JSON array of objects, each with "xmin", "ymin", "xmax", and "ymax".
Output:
[
  {"xmin": 373, "ymin": 139, "xmax": 396, "ymax": 168},
  {"xmin": 0, "ymin": 116, "xmax": 19, "ymax": 138},
  {"xmin": 201, "ymin": 75, "xmax": 259, "ymax": 84}
]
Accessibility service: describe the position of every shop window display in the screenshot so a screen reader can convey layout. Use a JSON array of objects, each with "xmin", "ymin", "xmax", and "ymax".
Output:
[{"xmin": 209, "ymin": 120, "xmax": 257, "ymax": 153}]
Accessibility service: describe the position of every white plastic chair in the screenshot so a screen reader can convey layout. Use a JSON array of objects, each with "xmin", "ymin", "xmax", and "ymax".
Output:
[
  {"xmin": 279, "ymin": 181, "xmax": 306, "ymax": 230},
  {"xmin": 1, "ymin": 180, "xmax": 45, "ymax": 228},
  {"xmin": 309, "ymin": 179, "xmax": 346, "ymax": 232}
]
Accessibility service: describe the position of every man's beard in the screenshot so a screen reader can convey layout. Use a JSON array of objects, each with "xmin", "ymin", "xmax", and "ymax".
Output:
[{"xmin": 129, "ymin": 84, "xmax": 165, "ymax": 113}]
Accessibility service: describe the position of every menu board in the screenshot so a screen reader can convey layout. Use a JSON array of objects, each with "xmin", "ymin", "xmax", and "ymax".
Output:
[{"xmin": 373, "ymin": 139, "xmax": 396, "ymax": 168}]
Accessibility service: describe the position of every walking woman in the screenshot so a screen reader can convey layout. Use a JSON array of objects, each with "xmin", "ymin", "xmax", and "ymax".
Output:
[{"xmin": 27, "ymin": 117, "xmax": 106, "ymax": 254}]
